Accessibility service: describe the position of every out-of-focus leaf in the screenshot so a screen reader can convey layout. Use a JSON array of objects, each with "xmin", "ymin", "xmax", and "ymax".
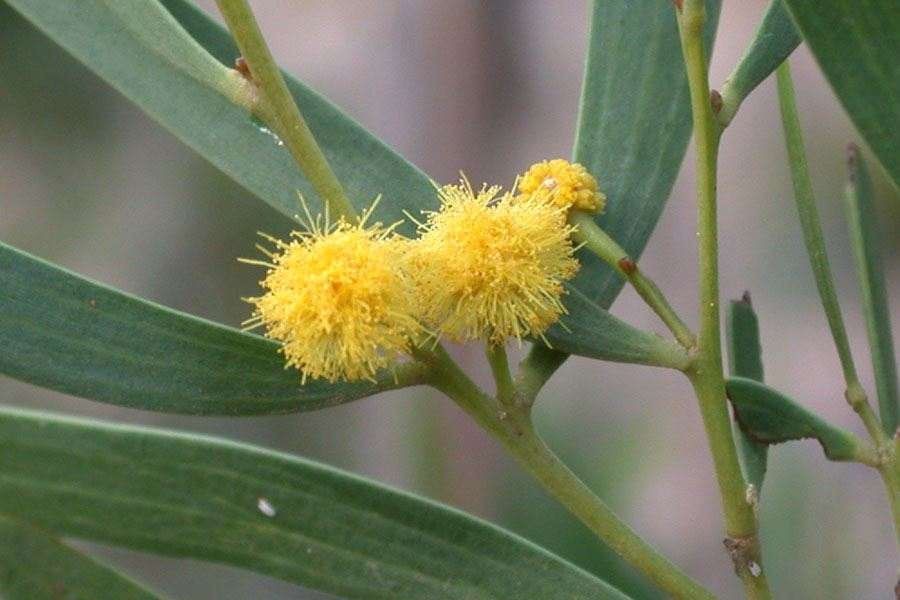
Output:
[
  {"xmin": 726, "ymin": 377, "xmax": 868, "ymax": 462},
  {"xmin": 568, "ymin": 0, "xmax": 720, "ymax": 309},
  {"xmin": 547, "ymin": 287, "xmax": 689, "ymax": 370},
  {"xmin": 782, "ymin": 0, "xmax": 900, "ymax": 187},
  {"xmin": 844, "ymin": 145, "xmax": 898, "ymax": 435},
  {"xmin": 725, "ymin": 295, "xmax": 768, "ymax": 491},
  {"xmin": 0, "ymin": 406, "xmax": 632, "ymax": 600},
  {"xmin": 776, "ymin": 61, "xmax": 863, "ymax": 398},
  {"xmin": 6, "ymin": 0, "xmax": 435, "ymax": 232},
  {"xmin": 0, "ymin": 516, "xmax": 161, "ymax": 600},
  {"xmin": 0, "ymin": 242, "xmax": 423, "ymax": 415},
  {"xmin": 717, "ymin": 0, "xmax": 801, "ymax": 126}
]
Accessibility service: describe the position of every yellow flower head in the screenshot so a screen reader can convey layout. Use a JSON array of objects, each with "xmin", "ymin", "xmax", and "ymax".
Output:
[
  {"xmin": 517, "ymin": 158, "xmax": 605, "ymax": 213},
  {"xmin": 409, "ymin": 179, "xmax": 579, "ymax": 344},
  {"xmin": 244, "ymin": 207, "xmax": 420, "ymax": 383}
]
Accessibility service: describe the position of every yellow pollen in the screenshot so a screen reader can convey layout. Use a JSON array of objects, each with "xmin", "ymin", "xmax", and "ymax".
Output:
[
  {"xmin": 408, "ymin": 178, "xmax": 579, "ymax": 344},
  {"xmin": 244, "ymin": 209, "xmax": 421, "ymax": 383},
  {"xmin": 517, "ymin": 158, "xmax": 606, "ymax": 213}
]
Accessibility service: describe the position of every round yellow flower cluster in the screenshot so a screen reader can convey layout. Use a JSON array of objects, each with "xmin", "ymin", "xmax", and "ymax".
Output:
[
  {"xmin": 245, "ymin": 159, "xmax": 599, "ymax": 383},
  {"xmin": 244, "ymin": 212, "xmax": 421, "ymax": 383},
  {"xmin": 408, "ymin": 180, "xmax": 578, "ymax": 344},
  {"xmin": 517, "ymin": 159, "xmax": 605, "ymax": 213}
]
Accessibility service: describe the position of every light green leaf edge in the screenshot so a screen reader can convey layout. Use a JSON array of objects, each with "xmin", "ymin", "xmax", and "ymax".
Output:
[
  {"xmin": 844, "ymin": 145, "xmax": 898, "ymax": 434},
  {"xmin": 0, "ymin": 241, "xmax": 426, "ymax": 415},
  {"xmin": 782, "ymin": 0, "xmax": 900, "ymax": 187},
  {"xmin": 0, "ymin": 515, "xmax": 163, "ymax": 600},
  {"xmin": 725, "ymin": 295, "xmax": 768, "ymax": 491},
  {"xmin": 0, "ymin": 405, "xmax": 632, "ymax": 600},
  {"xmin": 717, "ymin": 0, "xmax": 801, "ymax": 127},
  {"xmin": 725, "ymin": 377, "xmax": 868, "ymax": 463}
]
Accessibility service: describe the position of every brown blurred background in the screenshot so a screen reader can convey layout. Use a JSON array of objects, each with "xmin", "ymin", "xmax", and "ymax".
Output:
[{"xmin": 1, "ymin": 1, "xmax": 898, "ymax": 598}]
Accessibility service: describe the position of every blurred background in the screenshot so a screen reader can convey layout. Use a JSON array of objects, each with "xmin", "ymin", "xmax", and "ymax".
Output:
[{"xmin": 1, "ymin": 1, "xmax": 898, "ymax": 598}]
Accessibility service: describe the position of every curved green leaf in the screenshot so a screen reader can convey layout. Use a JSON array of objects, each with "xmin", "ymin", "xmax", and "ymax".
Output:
[
  {"xmin": 0, "ymin": 406, "xmax": 631, "ymax": 600},
  {"xmin": 6, "ymin": 0, "xmax": 434, "ymax": 232},
  {"xmin": 844, "ymin": 146, "xmax": 898, "ymax": 434},
  {"xmin": 0, "ymin": 241, "xmax": 425, "ymax": 415},
  {"xmin": 726, "ymin": 377, "xmax": 870, "ymax": 463},
  {"xmin": 539, "ymin": 0, "xmax": 719, "ymax": 359},
  {"xmin": 782, "ymin": 0, "xmax": 900, "ymax": 187},
  {"xmin": 725, "ymin": 295, "xmax": 768, "ymax": 490},
  {"xmin": 547, "ymin": 287, "xmax": 689, "ymax": 370},
  {"xmin": 569, "ymin": 0, "xmax": 720, "ymax": 310},
  {"xmin": 718, "ymin": 0, "xmax": 801, "ymax": 126},
  {"xmin": 0, "ymin": 516, "xmax": 161, "ymax": 600}
]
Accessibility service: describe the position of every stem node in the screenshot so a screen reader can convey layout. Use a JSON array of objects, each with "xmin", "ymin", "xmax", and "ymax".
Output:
[
  {"xmin": 617, "ymin": 257, "xmax": 637, "ymax": 275},
  {"xmin": 233, "ymin": 56, "xmax": 252, "ymax": 80},
  {"xmin": 216, "ymin": 0, "xmax": 358, "ymax": 222},
  {"xmin": 710, "ymin": 89, "xmax": 723, "ymax": 114},
  {"xmin": 723, "ymin": 535, "xmax": 764, "ymax": 579}
]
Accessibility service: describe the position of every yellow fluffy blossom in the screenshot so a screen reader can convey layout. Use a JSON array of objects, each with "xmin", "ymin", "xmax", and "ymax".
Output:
[
  {"xmin": 517, "ymin": 158, "xmax": 605, "ymax": 213},
  {"xmin": 243, "ymin": 207, "xmax": 420, "ymax": 383},
  {"xmin": 409, "ymin": 179, "xmax": 579, "ymax": 344}
]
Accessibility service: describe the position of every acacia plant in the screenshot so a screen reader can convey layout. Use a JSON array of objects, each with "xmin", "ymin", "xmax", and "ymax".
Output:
[{"xmin": 1, "ymin": 1, "xmax": 898, "ymax": 599}]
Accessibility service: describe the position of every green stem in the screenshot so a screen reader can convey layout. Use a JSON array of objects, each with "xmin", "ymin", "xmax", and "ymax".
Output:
[
  {"xmin": 392, "ymin": 360, "xmax": 433, "ymax": 389},
  {"xmin": 677, "ymin": 3, "xmax": 772, "ymax": 597},
  {"xmin": 485, "ymin": 343, "xmax": 515, "ymax": 406},
  {"xmin": 774, "ymin": 62, "xmax": 886, "ymax": 445},
  {"xmin": 215, "ymin": 0, "xmax": 357, "ymax": 222},
  {"xmin": 417, "ymin": 346, "xmax": 716, "ymax": 600},
  {"xmin": 571, "ymin": 212, "xmax": 696, "ymax": 350},
  {"xmin": 515, "ymin": 344, "xmax": 569, "ymax": 406}
]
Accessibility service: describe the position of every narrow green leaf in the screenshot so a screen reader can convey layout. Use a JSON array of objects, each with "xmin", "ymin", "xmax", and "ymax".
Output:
[
  {"xmin": 569, "ymin": 0, "xmax": 720, "ymax": 310},
  {"xmin": 776, "ymin": 61, "xmax": 862, "ymax": 390},
  {"xmin": 782, "ymin": 0, "xmax": 900, "ymax": 187},
  {"xmin": 725, "ymin": 294, "xmax": 768, "ymax": 491},
  {"xmin": 0, "ymin": 241, "xmax": 424, "ymax": 415},
  {"xmin": 0, "ymin": 406, "xmax": 631, "ymax": 600},
  {"xmin": 537, "ymin": 1, "xmax": 719, "ymax": 359},
  {"xmin": 0, "ymin": 515, "xmax": 161, "ymax": 600},
  {"xmin": 6, "ymin": 0, "xmax": 435, "ymax": 231},
  {"xmin": 844, "ymin": 145, "xmax": 898, "ymax": 435},
  {"xmin": 725, "ymin": 295, "xmax": 764, "ymax": 382},
  {"xmin": 726, "ymin": 377, "xmax": 871, "ymax": 463},
  {"xmin": 547, "ymin": 287, "xmax": 689, "ymax": 371},
  {"xmin": 718, "ymin": 0, "xmax": 802, "ymax": 126}
]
